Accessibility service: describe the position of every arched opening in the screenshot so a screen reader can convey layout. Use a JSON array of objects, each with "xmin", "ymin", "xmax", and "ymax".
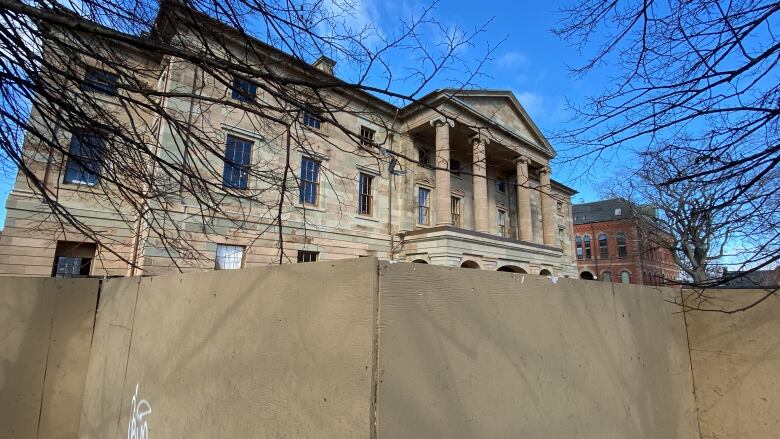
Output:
[
  {"xmin": 620, "ymin": 271, "xmax": 631, "ymax": 284},
  {"xmin": 460, "ymin": 260, "xmax": 480, "ymax": 269},
  {"xmin": 579, "ymin": 271, "xmax": 595, "ymax": 280},
  {"xmin": 539, "ymin": 269, "xmax": 552, "ymax": 276},
  {"xmin": 602, "ymin": 271, "xmax": 612, "ymax": 282},
  {"xmin": 411, "ymin": 259, "xmax": 428, "ymax": 264},
  {"xmin": 497, "ymin": 265, "xmax": 527, "ymax": 273}
]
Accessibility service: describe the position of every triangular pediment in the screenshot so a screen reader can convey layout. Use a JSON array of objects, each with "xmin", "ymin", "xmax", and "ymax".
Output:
[{"xmin": 451, "ymin": 92, "xmax": 555, "ymax": 156}]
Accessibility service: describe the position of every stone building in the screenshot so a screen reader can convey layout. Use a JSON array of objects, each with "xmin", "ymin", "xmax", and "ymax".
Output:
[
  {"xmin": 572, "ymin": 199, "xmax": 679, "ymax": 285},
  {"xmin": 0, "ymin": 4, "xmax": 577, "ymax": 277}
]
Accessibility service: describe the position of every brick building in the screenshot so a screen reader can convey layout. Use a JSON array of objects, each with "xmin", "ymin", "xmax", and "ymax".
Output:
[
  {"xmin": 572, "ymin": 199, "xmax": 679, "ymax": 285},
  {"xmin": 0, "ymin": 3, "xmax": 578, "ymax": 277}
]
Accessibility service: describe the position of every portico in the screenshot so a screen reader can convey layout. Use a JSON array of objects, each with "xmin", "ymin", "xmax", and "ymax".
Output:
[{"xmin": 398, "ymin": 90, "xmax": 577, "ymax": 276}]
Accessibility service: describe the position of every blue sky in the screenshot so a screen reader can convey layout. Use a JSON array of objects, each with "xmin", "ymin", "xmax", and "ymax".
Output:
[{"xmin": 0, "ymin": 0, "xmax": 615, "ymax": 229}]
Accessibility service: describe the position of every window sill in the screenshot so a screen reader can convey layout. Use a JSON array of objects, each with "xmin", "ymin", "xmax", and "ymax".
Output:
[
  {"xmin": 294, "ymin": 203, "xmax": 325, "ymax": 213},
  {"xmin": 302, "ymin": 125, "xmax": 328, "ymax": 137},
  {"xmin": 356, "ymin": 214, "xmax": 379, "ymax": 222}
]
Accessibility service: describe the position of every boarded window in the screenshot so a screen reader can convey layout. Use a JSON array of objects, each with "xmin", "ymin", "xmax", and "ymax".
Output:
[{"xmin": 215, "ymin": 244, "xmax": 244, "ymax": 270}]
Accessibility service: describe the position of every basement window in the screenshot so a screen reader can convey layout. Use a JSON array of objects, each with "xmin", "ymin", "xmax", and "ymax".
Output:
[
  {"xmin": 297, "ymin": 250, "xmax": 319, "ymax": 263},
  {"xmin": 52, "ymin": 241, "xmax": 96, "ymax": 277},
  {"xmin": 215, "ymin": 244, "xmax": 245, "ymax": 270}
]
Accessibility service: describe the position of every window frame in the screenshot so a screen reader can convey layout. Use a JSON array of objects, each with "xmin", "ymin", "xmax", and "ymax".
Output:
[
  {"xmin": 496, "ymin": 178, "xmax": 506, "ymax": 194},
  {"xmin": 297, "ymin": 250, "xmax": 319, "ymax": 263},
  {"xmin": 575, "ymin": 235, "xmax": 583, "ymax": 260},
  {"xmin": 598, "ymin": 232, "xmax": 608, "ymax": 259},
  {"xmin": 583, "ymin": 234, "xmax": 592, "ymax": 259},
  {"xmin": 617, "ymin": 233, "xmax": 628, "ymax": 258},
  {"xmin": 417, "ymin": 187, "xmax": 431, "ymax": 225},
  {"xmin": 231, "ymin": 76, "xmax": 257, "ymax": 102},
  {"xmin": 359, "ymin": 125, "xmax": 376, "ymax": 147},
  {"xmin": 215, "ymin": 244, "xmax": 245, "ymax": 270},
  {"xmin": 497, "ymin": 208, "xmax": 507, "ymax": 237},
  {"xmin": 358, "ymin": 172, "xmax": 374, "ymax": 216},
  {"xmin": 303, "ymin": 111, "xmax": 322, "ymax": 130},
  {"xmin": 222, "ymin": 135, "xmax": 253, "ymax": 190},
  {"xmin": 64, "ymin": 131, "xmax": 104, "ymax": 186},
  {"xmin": 299, "ymin": 157, "xmax": 321, "ymax": 206},
  {"xmin": 451, "ymin": 195, "xmax": 462, "ymax": 227},
  {"xmin": 83, "ymin": 67, "xmax": 119, "ymax": 96},
  {"xmin": 620, "ymin": 270, "xmax": 631, "ymax": 284},
  {"xmin": 418, "ymin": 147, "xmax": 432, "ymax": 167}
]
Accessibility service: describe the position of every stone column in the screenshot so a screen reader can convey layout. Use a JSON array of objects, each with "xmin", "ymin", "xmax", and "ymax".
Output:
[
  {"xmin": 470, "ymin": 135, "xmax": 489, "ymax": 233},
  {"xmin": 431, "ymin": 117, "xmax": 454, "ymax": 226},
  {"xmin": 516, "ymin": 156, "xmax": 533, "ymax": 241},
  {"xmin": 539, "ymin": 166, "xmax": 556, "ymax": 246}
]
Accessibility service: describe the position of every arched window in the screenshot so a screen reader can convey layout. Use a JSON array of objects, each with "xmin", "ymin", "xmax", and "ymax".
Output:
[
  {"xmin": 575, "ymin": 235, "xmax": 583, "ymax": 260},
  {"xmin": 602, "ymin": 271, "xmax": 612, "ymax": 282},
  {"xmin": 583, "ymin": 235, "xmax": 592, "ymax": 259},
  {"xmin": 598, "ymin": 233, "xmax": 608, "ymax": 259},
  {"xmin": 616, "ymin": 233, "xmax": 628, "ymax": 257},
  {"xmin": 620, "ymin": 271, "xmax": 631, "ymax": 284}
]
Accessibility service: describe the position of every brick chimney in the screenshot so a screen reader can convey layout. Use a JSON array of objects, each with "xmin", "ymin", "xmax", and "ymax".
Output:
[{"xmin": 312, "ymin": 56, "xmax": 336, "ymax": 75}]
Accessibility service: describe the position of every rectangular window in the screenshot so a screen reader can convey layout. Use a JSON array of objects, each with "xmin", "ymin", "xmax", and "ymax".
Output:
[
  {"xmin": 359, "ymin": 125, "xmax": 375, "ymax": 147},
  {"xmin": 450, "ymin": 159, "xmax": 461, "ymax": 175},
  {"xmin": 303, "ymin": 112, "xmax": 321, "ymax": 129},
  {"xmin": 64, "ymin": 132, "xmax": 103, "ymax": 185},
  {"xmin": 51, "ymin": 241, "xmax": 96, "ymax": 278},
  {"xmin": 215, "ymin": 244, "xmax": 244, "ymax": 270},
  {"xmin": 231, "ymin": 77, "xmax": 257, "ymax": 102},
  {"xmin": 358, "ymin": 173, "xmax": 374, "ymax": 216},
  {"xmin": 451, "ymin": 196, "xmax": 461, "ymax": 227},
  {"xmin": 83, "ymin": 68, "xmax": 118, "ymax": 96},
  {"xmin": 299, "ymin": 158, "xmax": 320, "ymax": 205},
  {"xmin": 222, "ymin": 135, "xmax": 252, "ymax": 189},
  {"xmin": 297, "ymin": 250, "xmax": 318, "ymax": 263},
  {"xmin": 496, "ymin": 178, "xmax": 506, "ymax": 194},
  {"xmin": 418, "ymin": 147, "xmax": 432, "ymax": 167},
  {"xmin": 53, "ymin": 257, "xmax": 89, "ymax": 277},
  {"xmin": 418, "ymin": 187, "xmax": 430, "ymax": 225},
  {"xmin": 498, "ymin": 209, "xmax": 507, "ymax": 237}
]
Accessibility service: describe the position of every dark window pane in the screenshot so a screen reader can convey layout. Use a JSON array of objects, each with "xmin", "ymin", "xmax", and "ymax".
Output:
[
  {"xmin": 83, "ymin": 68, "xmax": 118, "ymax": 95},
  {"xmin": 360, "ymin": 126, "xmax": 375, "ymax": 147},
  {"xmin": 358, "ymin": 173, "xmax": 373, "ymax": 215},
  {"xmin": 222, "ymin": 135, "xmax": 252, "ymax": 189},
  {"xmin": 297, "ymin": 250, "xmax": 318, "ymax": 263},
  {"xmin": 299, "ymin": 158, "xmax": 320, "ymax": 205},
  {"xmin": 231, "ymin": 77, "xmax": 257, "ymax": 102},
  {"xmin": 303, "ymin": 112, "xmax": 321, "ymax": 129},
  {"xmin": 54, "ymin": 256, "xmax": 91, "ymax": 278},
  {"xmin": 599, "ymin": 233, "xmax": 608, "ymax": 258},
  {"xmin": 64, "ymin": 133, "xmax": 103, "ymax": 185}
]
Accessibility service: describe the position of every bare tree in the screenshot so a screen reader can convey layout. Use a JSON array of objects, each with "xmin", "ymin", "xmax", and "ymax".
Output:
[
  {"xmin": 555, "ymin": 0, "xmax": 780, "ymax": 288},
  {"xmin": 0, "ymin": 0, "xmax": 499, "ymax": 272}
]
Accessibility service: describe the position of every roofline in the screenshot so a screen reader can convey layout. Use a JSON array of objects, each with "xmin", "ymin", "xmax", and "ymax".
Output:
[
  {"xmin": 552, "ymin": 179, "xmax": 577, "ymax": 196},
  {"xmin": 154, "ymin": 1, "xmax": 398, "ymax": 114}
]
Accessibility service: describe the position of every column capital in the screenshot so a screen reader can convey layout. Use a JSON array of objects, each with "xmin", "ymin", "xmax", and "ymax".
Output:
[
  {"xmin": 429, "ymin": 116, "xmax": 455, "ymax": 128},
  {"xmin": 539, "ymin": 165, "xmax": 551, "ymax": 176},
  {"xmin": 514, "ymin": 155, "xmax": 530, "ymax": 165},
  {"xmin": 468, "ymin": 133, "xmax": 490, "ymax": 146}
]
